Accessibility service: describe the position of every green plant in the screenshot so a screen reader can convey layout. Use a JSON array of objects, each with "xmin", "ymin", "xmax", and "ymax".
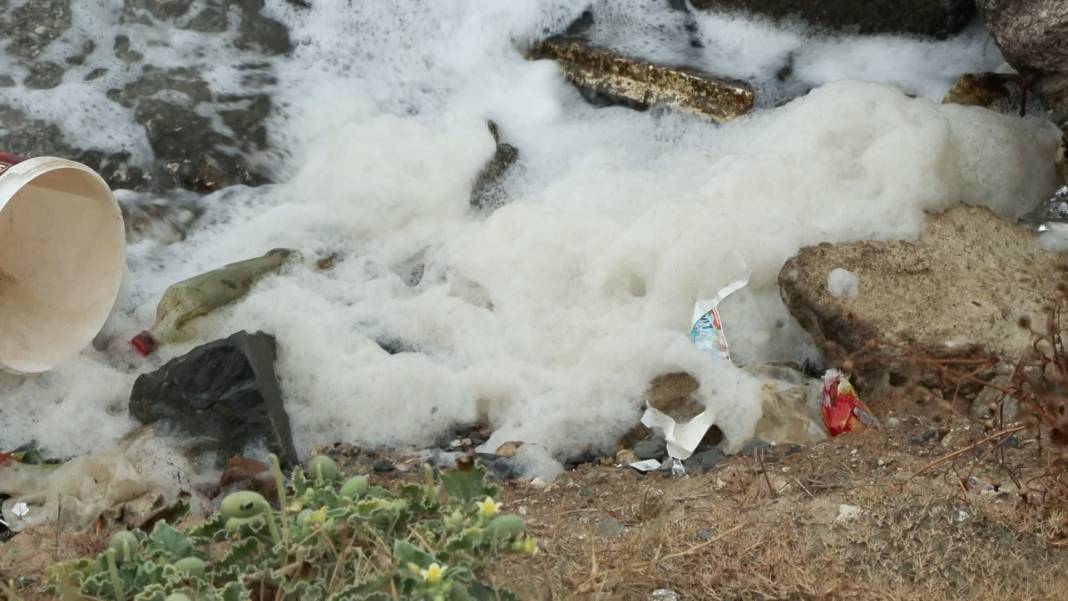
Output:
[{"xmin": 45, "ymin": 455, "xmax": 535, "ymax": 600}]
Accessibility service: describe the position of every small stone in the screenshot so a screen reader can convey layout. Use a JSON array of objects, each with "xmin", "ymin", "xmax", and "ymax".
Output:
[
  {"xmin": 495, "ymin": 441, "xmax": 523, "ymax": 458},
  {"xmin": 23, "ymin": 61, "xmax": 64, "ymax": 89},
  {"xmin": 633, "ymin": 436, "xmax": 667, "ymax": 460},
  {"xmin": 594, "ymin": 517, "xmax": 625, "ymax": 539},
  {"xmin": 650, "ymin": 590, "xmax": 680, "ymax": 601},
  {"xmin": 911, "ymin": 429, "xmax": 938, "ymax": 445},
  {"xmin": 579, "ymin": 487, "xmax": 592, "ymax": 497},
  {"xmin": 529, "ymin": 477, "xmax": 549, "ymax": 489},
  {"xmin": 835, "ymin": 504, "xmax": 863, "ymax": 523},
  {"xmin": 372, "ymin": 460, "xmax": 396, "ymax": 474},
  {"xmin": 739, "ymin": 438, "xmax": 771, "ymax": 455},
  {"xmin": 696, "ymin": 529, "xmax": 713, "ymax": 542},
  {"xmin": 684, "ymin": 448, "xmax": 727, "ymax": 472},
  {"xmin": 615, "ymin": 448, "xmax": 639, "ymax": 465},
  {"xmin": 886, "ymin": 417, "xmax": 901, "ymax": 428},
  {"xmin": 1004, "ymin": 434, "xmax": 1021, "ymax": 449}
]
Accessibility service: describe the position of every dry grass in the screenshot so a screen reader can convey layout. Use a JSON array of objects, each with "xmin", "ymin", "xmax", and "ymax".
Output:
[{"xmin": 488, "ymin": 419, "xmax": 1068, "ymax": 600}]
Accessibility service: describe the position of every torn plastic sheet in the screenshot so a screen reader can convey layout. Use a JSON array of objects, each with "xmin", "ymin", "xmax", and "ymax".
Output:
[
  {"xmin": 641, "ymin": 404, "xmax": 718, "ymax": 461},
  {"xmin": 820, "ymin": 369, "xmax": 879, "ymax": 436},
  {"xmin": 689, "ymin": 272, "xmax": 750, "ymax": 361}
]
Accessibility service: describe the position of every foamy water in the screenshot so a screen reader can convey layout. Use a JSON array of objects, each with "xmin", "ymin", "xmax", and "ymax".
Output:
[{"xmin": 0, "ymin": 1, "xmax": 1060, "ymax": 477}]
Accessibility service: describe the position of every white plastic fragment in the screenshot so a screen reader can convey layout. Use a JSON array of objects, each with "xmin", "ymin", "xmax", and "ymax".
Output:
[
  {"xmin": 641, "ymin": 405, "xmax": 719, "ymax": 461},
  {"xmin": 689, "ymin": 271, "xmax": 751, "ymax": 360},
  {"xmin": 640, "ymin": 270, "xmax": 751, "ymax": 463},
  {"xmin": 628, "ymin": 459, "xmax": 662, "ymax": 473}
]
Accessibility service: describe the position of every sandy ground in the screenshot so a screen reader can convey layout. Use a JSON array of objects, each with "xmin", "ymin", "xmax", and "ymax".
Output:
[{"xmin": 3, "ymin": 391, "xmax": 1067, "ymax": 600}]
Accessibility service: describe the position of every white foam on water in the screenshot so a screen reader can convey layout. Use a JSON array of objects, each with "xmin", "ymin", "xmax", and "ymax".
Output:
[{"xmin": 0, "ymin": 1, "xmax": 1061, "ymax": 472}]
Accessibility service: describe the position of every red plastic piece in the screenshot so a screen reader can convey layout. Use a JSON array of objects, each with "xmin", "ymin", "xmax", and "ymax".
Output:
[
  {"xmin": 820, "ymin": 371, "xmax": 878, "ymax": 436},
  {"xmin": 130, "ymin": 332, "xmax": 158, "ymax": 356}
]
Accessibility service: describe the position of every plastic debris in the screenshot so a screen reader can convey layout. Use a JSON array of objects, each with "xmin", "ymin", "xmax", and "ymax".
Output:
[
  {"xmin": 0, "ymin": 428, "xmax": 206, "ymax": 532},
  {"xmin": 131, "ymin": 248, "xmax": 299, "ymax": 356},
  {"xmin": 668, "ymin": 458, "xmax": 686, "ymax": 478},
  {"xmin": 628, "ymin": 459, "xmax": 662, "ymax": 473},
  {"xmin": 640, "ymin": 406, "xmax": 718, "ymax": 461},
  {"xmin": 820, "ymin": 370, "xmax": 879, "ymax": 436},
  {"xmin": 689, "ymin": 273, "xmax": 750, "ymax": 360},
  {"xmin": 638, "ymin": 273, "xmax": 752, "ymax": 461}
]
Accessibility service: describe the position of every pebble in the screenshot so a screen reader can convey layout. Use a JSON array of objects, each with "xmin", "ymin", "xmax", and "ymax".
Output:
[
  {"xmin": 835, "ymin": 504, "xmax": 863, "ymax": 523},
  {"xmin": 886, "ymin": 417, "xmax": 901, "ymax": 428},
  {"xmin": 595, "ymin": 517, "xmax": 626, "ymax": 539},
  {"xmin": 911, "ymin": 429, "xmax": 938, "ymax": 445},
  {"xmin": 697, "ymin": 529, "xmax": 713, "ymax": 542},
  {"xmin": 739, "ymin": 438, "xmax": 771, "ymax": 455},
  {"xmin": 684, "ymin": 448, "xmax": 727, "ymax": 473},
  {"xmin": 634, "ymin": 436, "xmax": 667, "ymax": 460},
  {"xmin": 529, "ymin": 477, "xmax": 549, "ymax": 489},
  {"xmin": 650, "ymin": 590, "xmax": 680, "ymax": 601}
]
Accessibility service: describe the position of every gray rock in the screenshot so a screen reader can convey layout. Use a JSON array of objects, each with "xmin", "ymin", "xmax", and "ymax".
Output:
[
  {"xmin": 529, "ymin": 35, "xmax": 753, "ymax": 123},
  {"xmin": 236, "ymin": 10, "xmax": 292, "ymax": 56},
  {"xmin": 779, "ymin": 206, "xmax": 1066, "ymax": 378},
  {"xmin": 594, "ymin": 517, "xmax": 626, "ymax": 538},
  {"xmin": 470, "ymin": 121, "xmax": 519, "ymax": 212},
  {"xmin": 684, "ymin": 448, "xmax": 727, "ymax": 472},
  {"xmin": 113, "ymin": 34, "xmax": 144, "ymax": 63},
  {"xmin": 129, "ymin": 331, "xmax": 299, "ymax": 468},
  {"xmin": 738, "ymin": 438, "xmax": 771, "ymax": 455},
  {"xmin": 634, "ymin": 435, "xmax": 667, "ymax": 461},
  {"xmin": 977, "ymin": 0, "xmax": 1068, "ymax": 115},
  {"xmin": 118, "ymin": 195, "xmax": 202, "ymax": 245},
  {"xmin": 84, "ymin": 67, "xmax": 107, "ymax": 81},
  {"xmin": 0, "ymin": 75, "xmax": 14, "ymax": 87},
  {"xmin": 970, "ymin": 375, "xmax": 1020, "ymax": 420},
  {"xmin": 911, "ymin": 429, "xmax": 939, "ymax": 445},
  {"xmin": 23, "ymin": 61, "xmax": 63, "ymax": 89},
  {"xmin": 0, "ymin": 105, "xmax": 151, "ymax": 189},
  {"xmin": 691, "ymin": 0, "xmax": 974, "ymax": 38},
  {"xmin": 3, "ymin": 0, "xmax": 72, "ymax": 59},
  {"xmin": 186, "ymin": 7, "xmax": 228, "ymax": 33},
  {"xmin": 123, "ymin": 0, "xmax": 196, "ymax": 21}
]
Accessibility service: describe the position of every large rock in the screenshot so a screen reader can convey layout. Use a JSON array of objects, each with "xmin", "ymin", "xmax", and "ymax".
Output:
[
  {"xmin": 691, "ymin": 0, "xmax": 975, "ymax": 38},
  {"xmin": 779, "ymin": 205, "xmax": 1065, "ymax": 370},
  {"xmin": 977, "ymin": 0, "xmax": 1068, "ymax": 117},
  {"xmin": 530, "ymin": 35, "xmax": 753, "ymax": 123},
  {"xmin": 129, "ymin": 331, "xmax": 299, "ymax": 468}
]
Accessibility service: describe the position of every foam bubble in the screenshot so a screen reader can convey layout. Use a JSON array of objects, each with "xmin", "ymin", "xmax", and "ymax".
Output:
[{"xmin": 0, "ymin": 2, "xmax": 1060, "ymax": 469}]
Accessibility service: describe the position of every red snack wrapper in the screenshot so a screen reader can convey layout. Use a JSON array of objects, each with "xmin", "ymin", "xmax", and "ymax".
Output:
[{"xmin": 820, "ymin": 370, "xmax": 879, "ymax": 436}]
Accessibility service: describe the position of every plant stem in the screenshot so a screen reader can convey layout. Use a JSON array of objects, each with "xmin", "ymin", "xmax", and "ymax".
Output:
[
  {"xmin": 105, "ymin": 549, "xmax": 125, "ymax": 601},
  {"xmin": 269, "ymin": 453, "xmax": 292, "ymax": 552}
]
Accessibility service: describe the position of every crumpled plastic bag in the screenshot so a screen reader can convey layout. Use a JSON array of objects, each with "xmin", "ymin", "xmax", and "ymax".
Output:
[
  {"xmin": 820, "ymin": 369, "xmax": 879, "ymax": 436},
  {"xmin": 0, "ymin": 427, "xmax": 208, "ymax": 532}
]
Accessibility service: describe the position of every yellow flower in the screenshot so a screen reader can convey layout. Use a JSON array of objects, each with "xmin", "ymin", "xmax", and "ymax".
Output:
[
  {"xmin": 478, "ymin": 496, "xmax": 500, "ymax": 519},
  {"xmin": 420, "ymin": 562, "xmax": 444, "ymax": 585}
]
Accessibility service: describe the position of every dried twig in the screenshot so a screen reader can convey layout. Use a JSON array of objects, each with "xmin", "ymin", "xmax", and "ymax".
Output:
[{"xmin": 913, "ymin": 425, "xmax": 1027, "ymax": 477}]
